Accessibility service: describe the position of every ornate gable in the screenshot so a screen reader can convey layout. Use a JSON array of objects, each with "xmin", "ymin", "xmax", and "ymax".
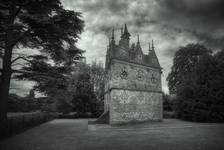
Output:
[{"xmin": 106, "ymin": 25, "xmax": 161, "ymax": 70}]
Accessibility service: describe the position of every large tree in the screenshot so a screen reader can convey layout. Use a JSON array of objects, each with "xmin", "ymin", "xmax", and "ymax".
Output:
[
  {"xmin": 90, "ymin": 61, "xmax": 105, "ymax": 103},
  {"xmin": 168, "ymin": 44, "xmax": 224, "ymax": 122},
  {"xmin": 0, "ymin": 0, "xmax": 84, "ymax": 122},
  {"xmin": 175, "ymin": 52, "xmax": 224, "ymax": 122},
  {"xmin": 70, "ymin": 62, "xmax": 103, "ymax": 115},
  {"xmin": 72, "ymin": 70, "xmax": 96, "ymax": 114},
  {"xmin": 167, "ymin": 44, "xmax": 211, "ymax": 94}
]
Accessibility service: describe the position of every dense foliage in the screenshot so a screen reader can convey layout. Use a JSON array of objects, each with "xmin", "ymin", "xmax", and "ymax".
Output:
[
  {"xmin": 52, "ymin": 62, "xmax": 104, "ymax": 117},
  {"xmin": 8, "ymin": 94, "xmax": 54, "ymax": 112},
  {"xmin": 162, "ymin": 93, "xmax": 174, "ymax": 112},
  {"xmin": 167, "ymin": 44, "xmax": 224, "ymax": 122},
  {"xmin": 0, "ymin": 0, "xmax": 84, "ymax": 121},
  {"xmin": 167, "ymin": 44, "xmax": 211, "ymax": 94}
]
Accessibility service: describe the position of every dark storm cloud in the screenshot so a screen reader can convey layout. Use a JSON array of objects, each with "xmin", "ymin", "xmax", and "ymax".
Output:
[
  {"xmin": 79, "ymin": 0, "xmax": 128, "ymax": 14},
  {"xmin": 106, "ymin": 0, "xmax": 129, "ymax": 13},
  {"xmin": 62, "ymin": 0, "xmax": 224, "ymax": 50},
  {"xmin": 66, "ymin": 0, "xmax": 130, "ymax": 34},
  {"xmin": 60, "ymin": 0, "xmax": 224, "ymax": 94},
  {"xmin": 63, "ymin": 0, "xmax": 160, "ymax": 35},
  {"xmin": 156, "ymin": 0, "xmax": 224, "ymax": 50},
  {"xmin": 158, "ymin": 0, "xmax": 224, "ymax": 19},
  {"xmin": 77, "ymin": 0, "xmax": 224, "ymax": 51}
]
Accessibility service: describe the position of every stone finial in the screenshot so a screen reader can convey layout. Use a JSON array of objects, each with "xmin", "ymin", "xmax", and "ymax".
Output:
[
  {"xmin": 111, "ymin": 28, "xmax": 115, "ymax": 45},
  {"xmin": 123, "ymin": 24, "xmax": 130, "ymax": 37},
  {"xmin": 124, "ymin": 24, "xmax": 128, "ymax": 33},
  {"xmin": 137, "ymin": 34, "xmax": 140, "ymax": 44},
  {"xmin": 152, "ymin": 40, "xmax": 155, "ymax": 51},
  {"xmin": 112, "ymin": 28, "xmax": 115, "ymax": 40},
  {"xmin": 135, "ymin": 34, "xmax": 142, "ymax": 54}
]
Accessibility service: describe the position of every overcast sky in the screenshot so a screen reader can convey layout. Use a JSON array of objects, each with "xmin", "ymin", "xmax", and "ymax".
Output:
[
  {"xmin": 62, "ymin": 0, "xmax": 224, "ymax": 93},
  {"xmin": 11, "ymin": 0, "xmax": 224, "ymax": 96}
]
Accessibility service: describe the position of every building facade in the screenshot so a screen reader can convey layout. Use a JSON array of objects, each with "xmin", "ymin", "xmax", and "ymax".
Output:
[{"xmin": 104, "ymin": 24, "xmax": 163, "ymax": 125}]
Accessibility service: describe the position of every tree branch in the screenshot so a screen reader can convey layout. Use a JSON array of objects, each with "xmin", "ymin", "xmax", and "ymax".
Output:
[
  {"xmin": 0, "ymin": 68, "xmax": 68, "ymax": 80},
  {"xmin": 11, "ymin": 56, "xmax": 32, "ymax": 64},
  {"xmin": 11, "ymin": 29, "xmax": 31, "ymax": 47},
  {"xmin": 14, "ymin": 5, "xmax": 22, "ymax": 19},
  {"xmin": 14, "ymin": 69, "xmax": 68, "ymax": 80},
  {"xmin": 11, "ymin": 63, "xmax": 26, "ymax": 68}
]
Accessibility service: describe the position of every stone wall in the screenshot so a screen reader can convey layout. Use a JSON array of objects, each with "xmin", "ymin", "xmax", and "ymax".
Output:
[
  {"xmin": 104, "ymin": 59, "xmax": 163, "ymax": 124},
  {"xmin": 110, "ymin": 89, "xmax": 162, "ymax": 124},
  {"xmin": 105, "ymin": 59, "xmax": 162, "ymax": 92}
]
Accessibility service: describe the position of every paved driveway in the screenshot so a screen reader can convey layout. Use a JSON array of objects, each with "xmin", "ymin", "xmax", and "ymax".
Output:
[{"xmin": 0, "ymin": 119, "xmax": 224, "ymax": 150}]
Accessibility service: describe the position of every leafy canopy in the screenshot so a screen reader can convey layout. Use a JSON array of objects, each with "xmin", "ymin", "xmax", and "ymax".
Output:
[
  {"xmin": 0, "ymin": 0, "xmax": 85, "ymax": 94},
  {"xmin": 167, "ymin": 44, "xmax": 211, "ymax": 94},
  {"xmin": 0, "ymin": 0, "xmax": 84, "ymax": 63},
  {"xmin": 168, "ymin": 44, "xmax": 224, "ymax": 122}
]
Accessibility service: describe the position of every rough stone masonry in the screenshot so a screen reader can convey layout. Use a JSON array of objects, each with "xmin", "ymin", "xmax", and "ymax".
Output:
[{"xmin": 103, "ymin": 24, "xmax": 162, "ymax": 125}]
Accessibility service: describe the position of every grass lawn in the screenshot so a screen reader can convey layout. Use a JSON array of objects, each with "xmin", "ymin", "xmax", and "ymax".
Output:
[{"xmin": 0, "ymin": 119, "xmax": 224, "ymax": 150}]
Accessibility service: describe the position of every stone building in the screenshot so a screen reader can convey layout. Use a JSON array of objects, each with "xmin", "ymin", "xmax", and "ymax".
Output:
[{"xmin": 103, "ymin": 24, "xmax": 163, "ymax": 125}]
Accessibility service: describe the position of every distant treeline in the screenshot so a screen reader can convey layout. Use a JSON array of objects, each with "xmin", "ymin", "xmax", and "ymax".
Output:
[{"xmin": 8, "ymin": 94, "xmax": 54, "ymax": 112}]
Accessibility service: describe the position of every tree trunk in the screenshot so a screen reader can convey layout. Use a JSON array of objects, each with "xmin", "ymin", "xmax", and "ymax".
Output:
[
  {"xmin": 0, "ymin": 45, "xmax": 13, "ymax": 122},
  {"xmin": 0, "ymin": 4, "xmax": 16, "ymax": 123}
]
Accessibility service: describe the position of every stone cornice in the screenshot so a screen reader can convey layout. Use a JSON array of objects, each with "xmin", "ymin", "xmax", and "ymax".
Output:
[
  {"xmin": 104, "ymin": 87, "xmax": 162, "ymax": 94},
  {"xmin": 109, "ymin": 58, "xmax": 162, "ymax": 73}
]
